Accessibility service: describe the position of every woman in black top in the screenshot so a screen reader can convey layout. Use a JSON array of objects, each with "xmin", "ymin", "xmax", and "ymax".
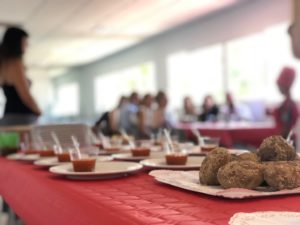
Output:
[
  {"xmin": 0, "ymin": 27, "xmax": 41, "ymax": 125},
  {"xmin": 199, "ymin": 95, "xmax": 219, "ymax": 122}
]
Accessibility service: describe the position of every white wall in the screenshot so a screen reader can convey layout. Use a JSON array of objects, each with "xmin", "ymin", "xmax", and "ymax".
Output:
[
  {"xmin": 27, "ymin": 68, "xmax": 54, "ymax": 121},
  {"xmin": 52, "ymin": 0, "xmax": 292, "ymax": 121}
]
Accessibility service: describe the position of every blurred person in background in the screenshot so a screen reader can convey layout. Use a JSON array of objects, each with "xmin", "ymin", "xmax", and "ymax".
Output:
[
  {"xmin": 289, "ymin": 0, "xmax": 300, "ymax": 59},
  {"xmin": 152, "ymin": 91, "xmax": 175, "ymax": 131},
  {"xmin": 0, "ymin": 27, "xmax": 41, "ymax": 125},
  {"xmin": 110, "ymin": 96, "xmax": 128, "ymax": 133},
  {"xmin": 93, "ymin": 96, "xmax": 128, "ymax": 136},
  {"xmin": 273, "ymin": 67, "xmax": 298, "ymax": 138},
  {"xmin": 289, "ymin": 0, "xmax": 300, "ymax": 148},
  {"xmin": 198, "ymin": 95, "xmax": 219, "ymax": 122},
  {"xmin": 180, "ymin": 96, "xmax": 197, "ymax": 122},
  {"xmin": 137, "ymin": 93, "xmax": 154, "ymax": 138},
  {"xmin": 220, "ymin": 92, "xmax": 253, "ymax": 122},
  {"xmin": 119, "ymin": 92, "xmax": 140, "ymax": 135}
]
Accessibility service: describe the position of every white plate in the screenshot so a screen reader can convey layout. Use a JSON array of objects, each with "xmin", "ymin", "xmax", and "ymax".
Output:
[
  {"xmin": 140, "ymin": 156, "xmax": 204, "ymax": 170},
  {"xmin": 150, "ymin": 170, "xmax": 300, "ymax": 199},
  {"xmin": 34, "ymin": 157, "xmax": 61, "ymax": 167},
  {"xmin": 150, "ymin": 146, "xmax": 162, "ymax": 152},
  {"xmin": 6, "ymin": 153, "xmax": 24, "ymax": 160},
  {"xmin": 229, "ymin": 211, "xmax": 300, "ymax": 225},
  {"xmin": 188, "ymin": 147, "xmax": 250, "ymax": 156},
  {"xmin": 7, "ymin": 153, "xmax": 40, "ymax": 162},
  {"xmin": 49, "ymin": 161, "xmax": 143, "ymax": 180},
  {"xmin": 34, "ymin": 156, "xmax": 113, "ymax": 167},
  {"xmin": 99, "ymin": 145, "xmax": 162, "ymax": 155},
  {"xmin": 20, "ymin": 154, "xmax": 41, "ymax": 162},
  {"xmin": 112, "ymin": 152, "xmax": 164, "ymax": 161},
  {"xmin": 99, "ymin": 146, "xmax": 131, "ymax": 155},
  {"xmin": 178, "ymin": 142, "xmax": 195, "ymax": 149},
  {"xmin": 228, "ymin": 149, "xmax": 251, "ymax": 155}
]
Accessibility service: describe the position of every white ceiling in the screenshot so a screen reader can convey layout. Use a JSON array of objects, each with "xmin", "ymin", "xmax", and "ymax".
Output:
[{"xmin": 0, "ymin": 0, "xmax": 241, "ymax": 70}]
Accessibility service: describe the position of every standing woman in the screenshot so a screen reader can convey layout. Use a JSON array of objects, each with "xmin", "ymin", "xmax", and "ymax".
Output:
[
  {"xmin": 0, "ymin": 27, "xmax": 41, "ymax": 125},
  {"xmin": 273, "ymin": 67, "xmax": 298, "ymax": 138}
]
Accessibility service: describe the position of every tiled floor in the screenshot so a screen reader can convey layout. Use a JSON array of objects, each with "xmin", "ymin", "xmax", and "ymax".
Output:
[
  {"xmin": 0, "ymin": 197, "xmax": 8, "ymax": 225},
  {"xmin": 0, "ymin": 214, "xmax": 8, "ymax": 225},
  {"xmin": 0, "ymin": 197, "xmax": 25, "ymax": 225}
]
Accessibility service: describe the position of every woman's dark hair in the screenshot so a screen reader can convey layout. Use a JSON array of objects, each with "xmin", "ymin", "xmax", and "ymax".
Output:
[
  {"xmin": 0, "ymin": 27, "xmax": 28, "ymax": 60},
  {"xmin": 155, "ymin": 91, "xmax": 166, "ymax": 103}
]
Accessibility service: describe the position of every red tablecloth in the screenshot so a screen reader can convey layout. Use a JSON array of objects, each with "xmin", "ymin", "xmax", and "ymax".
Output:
[
  {"xmin": 1, "ymin": 158, "xmax": 300, "ymax": 225},
  {"xmin": 176, "ymin": 122, "xmax": 279, "ymax": 148}
]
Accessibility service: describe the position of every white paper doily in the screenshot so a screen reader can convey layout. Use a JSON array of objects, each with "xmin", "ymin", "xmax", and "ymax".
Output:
[
  {"xmin": 229, "ymin": 211, "xmax": 300, "ymax": 225},
  {"xmin": 149, "ymin": 170, "xmax": 300, "ymax": 199}
]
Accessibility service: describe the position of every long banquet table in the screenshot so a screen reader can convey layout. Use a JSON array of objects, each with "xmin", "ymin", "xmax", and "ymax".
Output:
[
  {"xmin": 1, "ymin": 158, "xmax": 300, "ymax": 225},
  {"xmin": 176, "ymin": 121, "xmax": 279, "ymax": 148}
]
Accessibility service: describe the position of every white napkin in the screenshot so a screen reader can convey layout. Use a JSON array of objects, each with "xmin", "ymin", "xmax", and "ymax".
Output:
[{"xmin": 229, "ymin": 211, "xmax": 300, "ymax": 225}]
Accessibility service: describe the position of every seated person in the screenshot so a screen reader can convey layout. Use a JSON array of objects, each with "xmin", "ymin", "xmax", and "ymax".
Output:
[
  {"xmin": 93, "ymin": 96, "xmax": 127, "ymax": 136},
  {"xmin": 220, "ymin": 92, "xmax": 253, "ymax": 122},
  {"xmin": 137, "ymin": 94, "xmax": 154, "ymax": 138},
  {"xmin": 198, "ymin": 95, "xmax": 219, "ymax": 121},
  {"xmin": 152, "ymin": 91, "xmax": 175, "ymax": 131},
  {"xmin": 180, "ymin": 96, "xmax": 197, "ymax": 122},
  {"xmin": 119, "ymin": 92, "xmax": 140, "ymax": 136}
]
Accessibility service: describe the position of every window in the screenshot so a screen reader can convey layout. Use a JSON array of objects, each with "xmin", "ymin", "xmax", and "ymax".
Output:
[
  {"xmin": 226, "ymin": 33, "xmax": 266, "ymax": 100},
  {"xmin": 167, "ymin": 22, "xmax": 300, "ymax": 115},
  {"xmin": 94, "ymin": 62, "xmax": 156, "ymax": 112},
  {"xmin": 52, "ymin": 83, "xmax": 79, "ymax": 116},
  {"xmin": 226, "ymin": 22, "xmax": 300, "ymax": 102},
  {"xmin": 167, "ymin": 44, "xmax": 223, "ymax": 110},
  {"xmin": 263, "ymin": 23, "xmax": 300, "ymax": 102}
]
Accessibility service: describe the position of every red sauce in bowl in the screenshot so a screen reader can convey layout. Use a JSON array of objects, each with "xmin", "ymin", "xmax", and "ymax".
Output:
[
  {"xmin": 57, "ymin": 152, "xmax": 71, "ymax": 162},
  {"xmin": 40, "ymin": 150, "xmax": 56, "ymax": 157},
  {"xmin": 24, "ymin": 150, "xmax": 38, "ymax": 155},
  {"xmin": 93, "ymin": 143, "xmax": 103, "ymax": 149},
  {"xmin": 131, "ymin": 148, "xmax": 150, "ymax": 157},
  {"xmin": 72, "ymin": 158, "xmax": 96, "ymax": 172},
  {"xmin": 165, "ymin": 154, "xmax": 188, "ymax": 165},
  {"xmin": 104, "ymin": 147, "xmax": 120, "ymax": 153}
]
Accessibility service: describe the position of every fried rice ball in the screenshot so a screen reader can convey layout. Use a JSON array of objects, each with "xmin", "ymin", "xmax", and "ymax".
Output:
[
  {"xmin": 263, "ymin": 161, "xmax": 300, "ymax": 190},
  {"xmin": 230, "ymin": 154, "xmax": 239, "ymax": 161},
  {"xmin": 237, "ymin": 152, "xmax": 259, "ymax": 162},
  {"xmin": 199, "ymin": 148, "xmax": 231, "ymax": 185},
  {"xmin": 294, "ymin": 154, "xmax": 300, "ymax": 161},
  {"xmin": 217, "ymin": 160, "xmax": 264, "ymax": 189},
  {"xmin": 257, "ymin": 136, "xmax": 296, "ymax": 161}
]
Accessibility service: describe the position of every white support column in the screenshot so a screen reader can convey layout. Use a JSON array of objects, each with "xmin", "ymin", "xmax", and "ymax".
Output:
[
  {"xmin": 222, "ymin": 43, "xmax": 228, "ymax": 97},
  {"xmin": 154, "ymin": 55, "xmax": 168, "ymax": 92}
]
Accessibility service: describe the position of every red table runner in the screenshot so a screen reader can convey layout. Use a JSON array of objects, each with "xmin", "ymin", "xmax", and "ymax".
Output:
[
  {"xmin": 1, "ymin": 158, "xmax": 300, "ymax": 225},
  {"xmin": 176, "ymin": 122, "xmax": 278, "ymax": 148}
]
